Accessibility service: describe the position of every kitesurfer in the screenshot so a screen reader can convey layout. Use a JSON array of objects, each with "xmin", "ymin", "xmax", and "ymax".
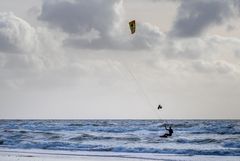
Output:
[
  {"xmin": 157, "ymin": 104, "xmax": 162, "ymax": 109},
  {"xmin": 160, "ymin": 125, "xmax": 173, "ymax": 138}
]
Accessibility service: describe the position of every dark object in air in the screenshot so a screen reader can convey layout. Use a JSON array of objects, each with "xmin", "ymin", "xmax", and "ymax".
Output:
[
  {"xmin": 129, "ymin": 20, "xmax": 136, "ymax": 34},
  {"xmin": 160, "ymin": 125, "xmax": 173, "ymax": 138},
  {"xmin": 157, "ymin": 104, "xmax": 162, "ymax": 109}
]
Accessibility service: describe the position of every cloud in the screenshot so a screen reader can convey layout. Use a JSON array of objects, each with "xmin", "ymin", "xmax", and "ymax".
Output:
[
  {"xmin": 0, "ymin": 1, "xmax": 240, "ymax": 119},
  {"xmin": 191, "ymin": 60, "xmax": 237, "ymax": 75},
  {"xmin": 161, "ymin": 38, "xmax": 208, "ymax": 59},
  {"xmin": 0, "ymin": 11, "xmax": 70, "ymax": 90},
  {"xmin": 39, "ymin": 0, "xmax": 119, "ymax": 36},
  {"xmin": 234, "ymin": 49, "xmax": 240, "ymax": 58},
  {"xmin": 150, "ymin": 0, "xmax": 180, "ymax": 2},
  {"xmin": 64, "ymin": 22, "xmax": 164, "ymax": 50},
  {"xmin": 0, "ymin": 12, "xmax": 38, "ymax": 53},
  {"xmin": 38, "ymin": 0, "xmax": 163, "ymax": 50},
  {"xmin": 169, "ymin": 0, "xmax": 234, "ymax": 38}
]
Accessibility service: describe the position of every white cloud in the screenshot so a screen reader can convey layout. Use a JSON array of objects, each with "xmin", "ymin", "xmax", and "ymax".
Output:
[
  {"xmin": 234, "ymin": 49, "xmax": 240, "ymax": 58},
  {"xmin": 0, "ymin": 12, "xmax": 38, "ymax": 53},
  {"xmin": 161, "ymin": 37, "xmax": 208, "ymax": 59},
  {"xmin": 191, "ymin": 60, "xmax": 237, "ymax": 75},
  {"xmin": 0, "ymin": 12, "xmax": 68, "ymax": 90}
]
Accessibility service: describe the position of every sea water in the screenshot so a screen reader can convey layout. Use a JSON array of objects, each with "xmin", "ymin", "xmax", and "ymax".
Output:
[{"xmin": 0, "ymin": 120, "xmax": 239, "ymax": 156}]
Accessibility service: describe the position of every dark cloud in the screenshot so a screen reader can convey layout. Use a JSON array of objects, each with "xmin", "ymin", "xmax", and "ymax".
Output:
[
  {"xmin": 0, "ymin": 33, "xmax": 19, "ymax": 53},
  {"xmin": 39, "ymin": 0, "xmax": 119, "ymax": 36},
  {"xmin": 233, "ymin": 0, "xmax": 240, "ymax": 14},
  {"xmin": 39, "ymin": 0, "xmax": 163, "ymax": 50},
  {"xmin": 169, "ymin": 0, "xmax": 234, "ymax": 38},
  {"xmin": 151, "ymin": 0, "xmax": 180, "ymax": 2}
]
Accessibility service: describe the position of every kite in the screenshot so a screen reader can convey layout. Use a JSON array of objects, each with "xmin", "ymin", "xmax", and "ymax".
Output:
[{"xmin": 129, "ymin": 20, "xmax": 136, "ymax": 34}]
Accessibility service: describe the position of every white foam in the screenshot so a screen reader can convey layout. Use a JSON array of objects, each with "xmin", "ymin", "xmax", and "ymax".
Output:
[{"xmin": 0, "ymin": 148, "xmax": 239, "ymax": 161}]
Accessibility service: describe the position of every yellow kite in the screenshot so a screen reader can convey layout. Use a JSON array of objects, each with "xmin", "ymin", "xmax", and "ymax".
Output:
[{"xmin": 129, "ymin": 20, "xmax": 136, "ymax": 34}]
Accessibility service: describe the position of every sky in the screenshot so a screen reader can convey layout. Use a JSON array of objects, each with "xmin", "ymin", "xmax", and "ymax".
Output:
[{"xmin": 0, "ymin": 0, "xmax": 240, "ymax": 119}]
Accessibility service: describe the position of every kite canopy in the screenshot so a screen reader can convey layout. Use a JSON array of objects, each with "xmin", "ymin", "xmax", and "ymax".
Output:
[{"xmin": 129, "ymin": 20, "xmax": 136, "ymax": 34}]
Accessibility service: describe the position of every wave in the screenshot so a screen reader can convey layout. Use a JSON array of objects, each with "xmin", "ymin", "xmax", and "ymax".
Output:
[
  {"xmin": 69, "ymin": 134, "xmax": 140, "ymax": 142},
  {"xmin": 190, "ymin": 130, "xmax": 240, "ymax": 135},
  {"xmin": 176, "ymin": 138, "xmax": 221, "ymax": 144},
  {"xmin": 223, "ymin": 141, "xmax": 240, "ymax": 148},
  {"xmin": 110, "ymin": 146, "xmax": 240, "ymax": 156},
  {"xmin": 5, "ymin": 142, "xmax": 240, "ymax": 156},
  {"xmin": 68, "ymin": 123, "xmax": 83, "ymax": 127},
  {"xmin": 1, "ymin": 120, "xmax": 240, "ymax": 156}
]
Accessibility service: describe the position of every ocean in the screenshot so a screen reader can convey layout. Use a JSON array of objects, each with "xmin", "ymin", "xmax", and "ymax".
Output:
[{"xmin": 0, "ymin": 120, "xmax": 239, "ymax": 156}]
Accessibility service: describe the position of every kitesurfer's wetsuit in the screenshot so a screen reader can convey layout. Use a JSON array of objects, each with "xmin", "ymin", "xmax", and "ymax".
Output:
[
  {"xmin": 160, "ymin": 126, "xmax": 173, "ymax": 137},
  {"xmin": 165, "ymin": 126, "xmax": 173, "ymax": 136}
]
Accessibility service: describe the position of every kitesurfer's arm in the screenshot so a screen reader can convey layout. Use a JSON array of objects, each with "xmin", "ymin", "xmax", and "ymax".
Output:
[{"xmin": 164, "ymin": 125, "xmax": 169, "ymax": 130}]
